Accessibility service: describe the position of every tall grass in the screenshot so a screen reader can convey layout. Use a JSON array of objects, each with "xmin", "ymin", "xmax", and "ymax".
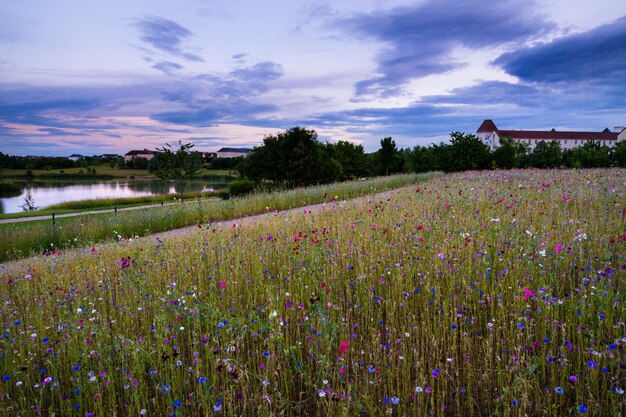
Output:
[
  {"xmin": 0, "ymin": 169, "xmax": 623, "ymax": 416},
  {"xmin": 0, "ymin": 173, "xmax": 438, "ymax": 262}
]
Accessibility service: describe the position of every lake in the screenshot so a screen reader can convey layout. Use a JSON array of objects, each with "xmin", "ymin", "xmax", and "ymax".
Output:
[{"xmin": 0, "ymin": 178, "xmax": 231, "ymax": 214}]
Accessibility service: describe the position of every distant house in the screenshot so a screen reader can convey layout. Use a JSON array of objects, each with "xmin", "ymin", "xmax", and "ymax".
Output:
[
  {"xmin": 215, "ymin": 147, "xmax": 252, "ymax": 158},
  {"xmin": 477, "ymin": 119, "xmax": 626, "ymax": 151},
  {"xmin": 68, "ymin": 154, "xmax": 84, "ymax": 162},
  {"xmin": 124, "ymin": 149, "xmax": 157, "ymax": 162}
]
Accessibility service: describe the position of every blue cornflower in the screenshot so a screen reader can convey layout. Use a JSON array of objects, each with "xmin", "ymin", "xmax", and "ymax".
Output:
[
  {"xmin": 2, "ymin": 376, "xmax": 10, "ymax": 382},
  {"xmin": 174, "ymin": 399, "xmax": 182, "ymax": 408},
  {"xmin": 390, "ymin": 397, "xmax": 399, "ymax": 405},
  {"xmin": 198, "ymin": 377, "xmax": 207, "ymax": 384},
  {"xmin": 555, "ymin": 387, "xmax": 564, "ymax": 394},
  {"xmin": 578, "ymin": 404, "xmax": 588, "ymax": 412}
]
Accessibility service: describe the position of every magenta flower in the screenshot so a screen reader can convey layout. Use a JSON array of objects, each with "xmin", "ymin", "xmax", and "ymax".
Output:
[{"xmin": 523, "ymin": 288, "xmax": 534, "ymax": 301}]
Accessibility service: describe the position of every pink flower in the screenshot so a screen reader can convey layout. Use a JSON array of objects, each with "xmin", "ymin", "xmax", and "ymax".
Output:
[
  {"xmin": 555, "ymin": 243, "xmax": 563, "ymax": 253},
  {"xmin": 523, "ymin": 288, "xmax": 534, "ymax": 302},
  {"xmin": 339, "ymin": 340, "xmax": 350, "ymax": 354},
  {"xmin": 438, "ymin": 253, "xmax": 445, "ymax": 260},
  {"xmin": 220, "ymin": 281, "xmax": 226, "ymax": 288}
]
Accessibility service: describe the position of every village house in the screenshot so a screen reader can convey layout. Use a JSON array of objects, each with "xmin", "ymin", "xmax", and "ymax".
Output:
[
  {"xmin": 124, "ymin": 149, "xmax": 157, "ymax": 162},
  {"xmin": 215, "ymin": 147, "xmax": 252, "ymax": 158},
  {"xmin": 477, "ymin": 119, "xmax": 626, "ymax": 151}
]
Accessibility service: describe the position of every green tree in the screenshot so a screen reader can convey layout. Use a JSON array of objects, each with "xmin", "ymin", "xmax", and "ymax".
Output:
[
  {"xmin": 151, "ymin": 141, "xmax": 202, "ymax": 200},
  {"xmin": 378, "ymin": 137, "xmax": 399, "ymax": 175},
  {"xmin": 239, "ymin": 127, "xmax": 331, "ymax": 187},
  {"xmin": 152, "ymin": 141, "xmax": 201, "ymax": 180},
  {"xmin": 571, "ymin": 141, "xmax": 611, "ymax": 168},
  {"xmin": 447, "ymin": 132, "xmax": 491, "ymax": 172},
  {"xmin": 327, "ymin": 141, "xmax": 370, "ymax": 179},
  {"xmin": 612, "ymin": 141, "xmax": 626, "ymax": 167},
  {"xmin": 407, "ymin": 145, "xmax": 442, "ymax": 173},
  {"xmin": 529, "ymin": 140, "xmax": 562, "ymax": 168},
  {"xmin": 492, "ymin": 137, "xmax": 528, "ymax": 169}
]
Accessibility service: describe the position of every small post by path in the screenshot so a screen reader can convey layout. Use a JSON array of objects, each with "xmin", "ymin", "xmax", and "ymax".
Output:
[
  {"xmin": 52, "ymin": 213, "xmax": 55, "ymax": 226},
  {"xmin": 114, "ymin": 206, "xmax": 117, "ymax": 213}
]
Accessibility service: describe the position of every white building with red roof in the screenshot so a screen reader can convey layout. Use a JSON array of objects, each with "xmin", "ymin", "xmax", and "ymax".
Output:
[
  {"xmin": 477, "ymin": 120, "xmax": 626, "ymax": 150},
  {"xmin": 124, "ymin": 149, "xmax": 157, "ymax": 162}
]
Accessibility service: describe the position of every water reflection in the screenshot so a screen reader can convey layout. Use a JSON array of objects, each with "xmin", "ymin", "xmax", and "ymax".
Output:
[{"xmin": 0, "ymin": 179, "xmax": 231, "ymax": 214}]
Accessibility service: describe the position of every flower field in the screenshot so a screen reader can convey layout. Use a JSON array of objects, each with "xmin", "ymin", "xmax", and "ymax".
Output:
[
  {"xmin": 0, "ymin": 173, "xmax": 436, "ymax": 263},
  {"xmin": 0, "ymin": 169, "xmax": 624, "ymax": 416}
]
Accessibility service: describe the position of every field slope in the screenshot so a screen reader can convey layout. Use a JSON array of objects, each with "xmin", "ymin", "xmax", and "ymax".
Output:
[{"xmin": 0, "ymin": 169, "xmax": 624, "ymax": 416}]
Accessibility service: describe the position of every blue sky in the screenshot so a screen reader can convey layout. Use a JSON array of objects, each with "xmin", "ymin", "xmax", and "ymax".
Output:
[{"xmin": 1, "ymin": 0, "xmax": 624, "ymax": 156}]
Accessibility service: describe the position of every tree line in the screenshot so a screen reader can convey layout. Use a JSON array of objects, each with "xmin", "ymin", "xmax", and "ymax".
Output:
[{"xmin": 230, "ymin": 127, "xmax": 626, "ymax": 193}]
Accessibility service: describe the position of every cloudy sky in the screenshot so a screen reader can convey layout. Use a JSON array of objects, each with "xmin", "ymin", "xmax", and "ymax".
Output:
[{"xmin": 1, "ymin": 0, "xmax": 624, "ymax": 156}]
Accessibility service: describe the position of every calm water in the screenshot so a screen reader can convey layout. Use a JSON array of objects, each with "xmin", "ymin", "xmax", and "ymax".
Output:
[{"xmin": 0, "ymin": 179, "xmax": 230, "ymax": 214}]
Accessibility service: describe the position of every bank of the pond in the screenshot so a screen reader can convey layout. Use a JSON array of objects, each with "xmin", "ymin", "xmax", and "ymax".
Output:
[{"xmin": 0, "ymin": 173, "xmax": 440, "ymax": 262}]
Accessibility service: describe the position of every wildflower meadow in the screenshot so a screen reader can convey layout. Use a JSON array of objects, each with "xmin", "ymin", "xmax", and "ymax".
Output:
[{"xmin": 0, "ymin": 169, "xmax": 624, "ymax": 416}]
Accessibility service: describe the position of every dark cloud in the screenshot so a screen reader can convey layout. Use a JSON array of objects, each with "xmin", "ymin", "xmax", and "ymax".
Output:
[
  {"xmin": 230, "ymin": 61, "xmax": 284, "ymax": 83},
  {"xmin": 232, "ymin": 53, "xmax": 248, "ymax": 60},
  {"xmin": 153, "ymin": 61, "xmax": 284, "ymax": 126},
  {"xmin": 152, "ymin": 61, "xmax": 184, "ymax": 75},
  {"xmin": 39, "ymin": 127, "xmax": 87, "ymax": 137},
  {"xmin": 341, "ymin": 0, "xmax": 554, "ymax": 97},
  {"xmin": 153, "ymin": 101, "xmax": 278, "ymax": 127},
  {"xmin": 0, "ymin": 93, "xmax": 102, "ymax": 128},
  {"xmin": 495, "ymin": 16, "xmax": 626, "ymax": 84},
  {"xmin": 134, "ymin": 16, "xmax": 203, "ymax": 62}
]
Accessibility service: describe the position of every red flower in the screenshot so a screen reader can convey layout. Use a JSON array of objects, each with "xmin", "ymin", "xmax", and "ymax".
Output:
[{"xmin": 339, "ymin": 340, "xmax": 349, "ymax": 354}]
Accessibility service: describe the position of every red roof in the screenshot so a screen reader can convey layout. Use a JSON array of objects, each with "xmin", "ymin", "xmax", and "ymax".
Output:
[
  {"xmin": 125, "ymin": 149, "xmax": 157, "ymax": 156},
  {"xmin": 497, "ymin": 129, "xmax": 618, "ymax": 141},
  {"xmin": 477, "ymin": 120, "xmax": 619, "ymax": 141},
  {"xmin": 477, "ymin": 119, "xmax": 498, "ymax": 132}
]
